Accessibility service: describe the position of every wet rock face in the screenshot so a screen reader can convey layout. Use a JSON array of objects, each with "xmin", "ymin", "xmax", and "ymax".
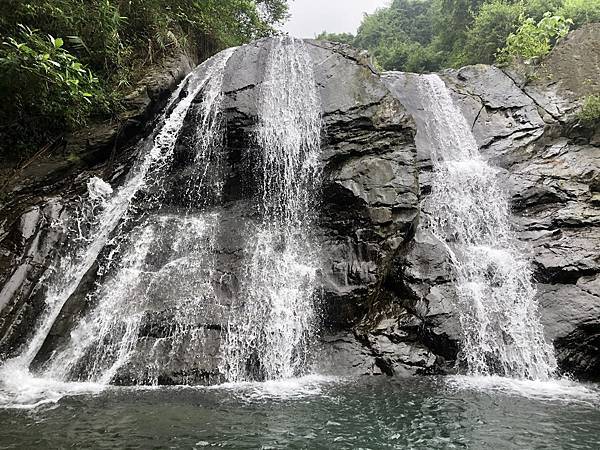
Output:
[
  {"xmin": 0, "ymin": 52, "xmax": 200, "ymax": 361},
  {"xmin": 0, "ymin": 35, "xmax": 599, "ymax": 383},
  {"xmin": 210, "ymin": 39, "xmax": 421, "ymax": 380},
  {"xmin": 0, "ymin": 39, "xmax": 419, "ymax": 383},
  {"xmin": 379, "ymin": 61, "xmax": 599, "ymax": 380},
  {"xmin": 443, "ymin": 64, "xmax": 599, "ymax": 380}
]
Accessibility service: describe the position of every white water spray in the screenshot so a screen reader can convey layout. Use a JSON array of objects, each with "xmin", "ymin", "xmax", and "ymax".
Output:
[
  {"xmin": 222, "ymin": 37, "xmax": 322, "ymax": 382},
  {"xmin": 415, "ymin": 74, "xmax": 557, "ymax": 380},
  {"xmin": 0, "ymin": 48, "xmax": 235, "ymax": 401},
  {"xmin": 41, "ymin": 48, "xmax": 234, "ymax": 384}
]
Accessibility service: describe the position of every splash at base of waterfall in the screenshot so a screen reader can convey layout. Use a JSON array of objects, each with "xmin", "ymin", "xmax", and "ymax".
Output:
[
  {"xmin": 0, "ymin": 361, "xmax": 104, "ymax": 409},
  {"xmin": 447, "ymin": 375, "xmax": 599, "ymax": 405}
]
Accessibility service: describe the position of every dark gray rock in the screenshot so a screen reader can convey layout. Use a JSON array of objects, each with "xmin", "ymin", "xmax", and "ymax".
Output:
[
  {"xmin": 1, "ymin": 31, "xmax": 599, "ymax": 383},
  {"xmin": 0, "ymin": 52, "xmax": 200, "ymax": 360}
]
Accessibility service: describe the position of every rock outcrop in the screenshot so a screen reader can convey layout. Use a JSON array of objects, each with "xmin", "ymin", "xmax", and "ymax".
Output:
[
  {"xmin": 371, "ymin": 26, "xmax": 600, "ymax": 379},
  {"xmin": 0, "ymin": 52, "xmax": 199, "ymax": 359},
  {"xmin": 0, "ymin": 29, "xmax": 598, "ymax": 383}
]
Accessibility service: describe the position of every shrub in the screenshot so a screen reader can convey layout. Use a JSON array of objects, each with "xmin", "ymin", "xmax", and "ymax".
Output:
[
  {"xmin": 557, "ymin": 0, "xmax": 600, "ymax": 28},
  {"xmin": 0, "ymin": 25, "xmax": 105, "ymax": 156},
  {"xmin": 578, "ymin": 95, "xmax": 600, "ymax": 125},
  {"xmin": 1, "ymin": 25, "xmax": 103, "ymax": 120},
  {"xmin": 522, "ymin": 0, "xmax": 563, "ymax": 21},
  {"xmin": 462, "ymin": 0, "xmax": 524, "ymax": 65},
  {"xmin": 316, "ymin": 32, "xmax": 355, "ymax": 46},
  {"xmin": 499, "ymin": 12, "xmax": 572, "ymax": 62},
  {"xmin": 0, "ymin": 0, "xmax": 289, "ymax": 159}
]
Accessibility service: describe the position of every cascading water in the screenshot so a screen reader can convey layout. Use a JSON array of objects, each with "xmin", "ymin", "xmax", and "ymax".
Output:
[
  {"xmin": 414, "ymin": 74, "xmax": 557, "ymax": 380},
  {"xmin": 0, "ymin": 48, "xmax": 235, "ymax": 393},
  {"xmin": 222, "ymin": 37, "xmax": 322, "ymax": 382},
  {"xmin": 41, "ymin": 48, "xmax": 234, "ymax": 385}
]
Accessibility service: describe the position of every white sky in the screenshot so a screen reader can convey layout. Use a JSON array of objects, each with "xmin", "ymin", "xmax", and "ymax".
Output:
[{"xmin": 281, "ymin": 0, "xmax": 391, "ymax": 38}]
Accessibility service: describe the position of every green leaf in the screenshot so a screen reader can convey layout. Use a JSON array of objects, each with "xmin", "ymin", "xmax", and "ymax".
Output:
[{"xmin": 54, "ymin": 37, "xmax": 64, "ymax": 48}]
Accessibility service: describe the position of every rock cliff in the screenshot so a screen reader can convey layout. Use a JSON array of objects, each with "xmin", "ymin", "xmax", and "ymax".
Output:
[{"xmin": 0, "ymin": 29, "xmax": 598, "ymax": 383}]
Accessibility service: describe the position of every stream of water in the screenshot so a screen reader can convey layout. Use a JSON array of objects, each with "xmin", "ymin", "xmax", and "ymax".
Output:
[
  {"xmin": 222, "ymin": 37, "xmax": 321, "ymax": 382},
  {"xmin": 395, "ymin": 73, "xmax": 557, "ymax": 380}
]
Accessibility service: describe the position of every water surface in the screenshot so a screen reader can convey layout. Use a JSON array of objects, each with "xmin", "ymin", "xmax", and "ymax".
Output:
[{"xmin": 1, "ymin": 376, "xmax": 598, "ymax": 449}]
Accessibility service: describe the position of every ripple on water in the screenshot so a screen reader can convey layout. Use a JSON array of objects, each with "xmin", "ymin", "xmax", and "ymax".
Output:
[{"xmin": 1, "ymin": 376, "xmax": 599, "ymax": 449}]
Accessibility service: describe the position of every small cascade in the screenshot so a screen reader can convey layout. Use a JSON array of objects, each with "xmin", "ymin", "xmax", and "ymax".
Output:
[
  {"xmin": 413, "ymin": 74, "xmax": 557, "ymax": 380},
  {"xmin": 222, "ymin": 37, "xmax": 322, "ymax": 382},
  {"xmin": 41, "ymin": 48, "xmax": 234, "ymax": 384},
  {"xmin": 2, "ymin": 48, "xmax": 235, "ymax": 386},
  {"xmin": 44, "ymin": 213, "xmax": 222, "ymax": 384}
]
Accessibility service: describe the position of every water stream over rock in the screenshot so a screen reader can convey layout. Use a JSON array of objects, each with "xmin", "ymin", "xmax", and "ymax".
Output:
[
  {"xmin": 0, "ymin": 48, "xmax": 236, "ymax": 391},
  {"xmin": 408, "ymin": 73, "xmax": 557, "ymax": 379},
  {"xmin": 222, "ymin": 37, "xmax": 322, "ymax": 382},
  {"xmin": 0, "ymin": 36, "xmax": 598, "ymax": 418}
]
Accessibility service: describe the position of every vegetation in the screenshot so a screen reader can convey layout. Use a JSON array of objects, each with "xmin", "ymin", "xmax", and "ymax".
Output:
[
  {"xmin": 0, "ymin": 24, "xmax": 105, "ymax": 155},
  {"xmin": 578, "ymin": 95, "xmax": 600, "ymax": 125},
  {"xmin": 0, "ymin": 0, "xmax": 288, "ymax": 159},
  {"xmin": 558, "ymin": 0, "xmax": 600, "ymax": 28},
  {"xmin": 499, "ymin": 12, "xmax": 572, "ymax": 61},
  {"xmin": 317, "ymin": 0, "xmax": 600, "ymax": 71}
]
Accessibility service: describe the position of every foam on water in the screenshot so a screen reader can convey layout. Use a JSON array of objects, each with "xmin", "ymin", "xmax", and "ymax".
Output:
[
  {"xmin": 210, "ymin": 375, "xmax": 340, "ymax": 401},
  {"xmin": 447, "ymin": 375, "xmax": 600, "ymax": 405},
  {"xmin": 0, "ymin": 361, "xmax": 104, "ymax": 410}
]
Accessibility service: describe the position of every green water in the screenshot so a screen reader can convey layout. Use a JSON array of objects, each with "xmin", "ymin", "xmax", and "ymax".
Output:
[{"xmin": 1, "ymin": 376, "xmax": 599, "ymax": 449}]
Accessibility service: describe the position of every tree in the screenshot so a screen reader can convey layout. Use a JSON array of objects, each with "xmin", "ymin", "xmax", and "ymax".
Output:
[
  {"xmin": 430, "ymin": 0, "xmax": 486, "ymax": 58},
  {"xmin": 557, "ymin": 0, "xmax": 600, "ymax": 28},
  {"xmin": 462, "ymin": 0, "xmax": 524, "ymax": 65},
  {"xmin": 0, "ymin": 0, "xmax": 290, "ymax": 158},
  {"xmin": 351, "ymin": 0, "xmax": 438, "ymax": 71},
  {"xmin": 324, "ymin": 0, "xmax": 599, "ymax": 72}
]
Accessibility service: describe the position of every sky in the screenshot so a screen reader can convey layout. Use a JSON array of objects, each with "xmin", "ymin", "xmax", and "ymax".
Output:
[{"xmin": 281, "ymin": 0, "xmax": 391, "ymax": 38}]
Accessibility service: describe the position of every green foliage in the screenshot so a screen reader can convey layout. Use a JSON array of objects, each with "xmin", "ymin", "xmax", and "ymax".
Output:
[
  {"xmin": 0, "ymin": 0, "xmax": 289, "ymax": 159},
  {"xmin": 462, "ymin": 0, "xmax": 524, "ymax": 65},
  {"xmin": 430, "ymin": 0, "xmax": 485, "ymax": 57},
  {"xmin": 0, "ymin": 24, "xmax": 105, "ymax": 155},
  {"xmin": 349, "ymin": 0, "xmax": 437, "ymax": 71},
  {"xmin": 355, "ymin": 0, "xmax": 435, "ymax": 49},
  {"xmin": 578, "ymin": 95, "xmax": 600, "ymax": 125},
  {"xmin": 332, "ymin": 0, "xmax": 600, "ymax": 73},
  {"xmin": 316, "ymin": 32, "xmax": 355, "ymax": 46},
  {"xmin": 557, "ymin": 0, "xmax": 600, "ymax": 28},
  {"xmin": 499, "ymin": 12, "xmax": 572, "ymax": 61}
]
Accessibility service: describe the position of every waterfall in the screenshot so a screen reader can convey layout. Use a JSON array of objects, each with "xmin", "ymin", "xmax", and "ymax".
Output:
[
  {"xmin": 414, "ymin": 74, "xmax": 557, "ymax": 380},
  {"xmin": 2, "ymin": 48, "xmax": 235, "ymax": 385},
  {"xmin": 222, "ymin": 37, "xmax": 322, "ymax": 382}
]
